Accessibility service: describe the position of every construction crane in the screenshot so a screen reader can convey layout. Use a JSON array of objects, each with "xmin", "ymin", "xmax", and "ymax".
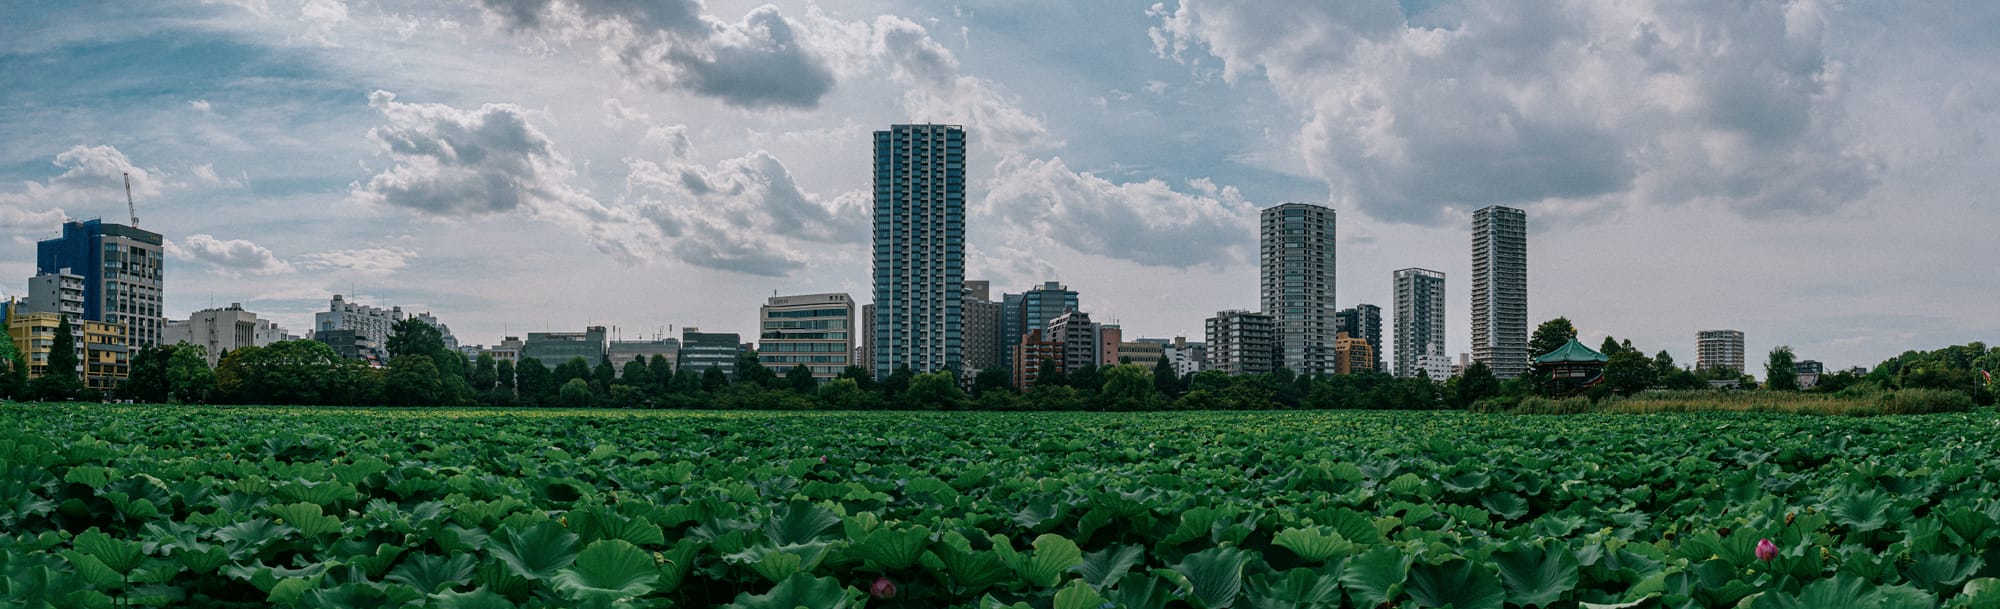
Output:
[{"xmin": 123, "ymin": 172, "xmax": 139, "ymax": 227}]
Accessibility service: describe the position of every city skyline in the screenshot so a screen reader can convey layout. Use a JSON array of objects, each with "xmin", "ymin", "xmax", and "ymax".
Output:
[{"xmin": 4, "ymin": 1, "xmax": 1998, "ymax": 372}]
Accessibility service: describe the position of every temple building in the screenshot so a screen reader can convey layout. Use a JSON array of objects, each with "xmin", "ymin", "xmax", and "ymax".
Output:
[{"xmin": 1533, "ymin": 338, "xmax": 1607, "ymax": 396}]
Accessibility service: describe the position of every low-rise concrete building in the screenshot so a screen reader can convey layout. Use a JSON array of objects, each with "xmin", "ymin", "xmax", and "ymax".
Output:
[
  {"xmin": 523, "ymin": 326, "xmax": 607, "ymax": 368},
  {"xmin": 163, "ymin": 303, "xmax": 290, "ymax": 367},
  {"xmin": 1205, "ymin": 310, "xmax": 1274, "ymax": 376},
  {"xmin": 758, "ymin": 293, "xmax": 854, "ymax": 382}
]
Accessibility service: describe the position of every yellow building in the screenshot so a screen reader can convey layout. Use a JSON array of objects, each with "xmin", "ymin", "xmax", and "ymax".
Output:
[
  {"xmin": 6, "ymin": 310, "xmax": 127, "ymax": 391},
  {"xmin": 1335, "ymin": 331, "xmax": 1377, "ymax": 376},
  {"xmin": 83, "ymin": 320, "xmax": 128, "ymax": 391}
]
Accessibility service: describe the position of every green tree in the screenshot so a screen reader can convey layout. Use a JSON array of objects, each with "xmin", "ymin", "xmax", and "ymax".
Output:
[
  {"xmin": 122, "ymin": 344, "xmax": 175, "ymax": 403},
  {"xmin": 558, "ymin": 378, "xmax": 594, "ymax": 408},
  {"xmin": 165, "ymin": 345, "xmax": 215, "ymax": 404},
  {"xmin": 1603, "ymin": 349, "xmax": 1656, "ymax": 396},
  {"xmin": 385, "ymin": 318, "xmax": 444, "ymax": 359},
  {"xmin": 1152, "ymin": 355, "xmax": 1180, "ymax": 397},
  {"xmin": 593, "ymin": 356, "xmax": 617, "ymax": 390},
  {"xmin": 785, "ymin": 364, "xmax": 817, "ymax": 394},
  {"xmin": 817, "ymin": 377, "xmax": 875, "ymax": 409},
  {"xmin": 1765, "ymin": 345, "xmax": 1800, "ymax": 391},
  {"xmin": 494, "ymin": 358, "xmax": 516, "ymax": 395},
  {"xmin": 1600, "ymin": 336, "xmax": 1625, "ymax": 357},
  {"xmin": 648, "ymin": 354, "xmax": 673, "ymax": 393},
  {"xmin": 905, "ymin": 370, "xmax": 964, "ymax": 409},
  {"xmin": 621, "ymin": 357, "xmax": 649, "ymax": 387},
  {"xmin": 1066, "ymin": 363, "xmax": 1104, "ymax": 394},
  {"xmin": 1455, "ymin": 361, "xmax": 1501, "ymax": 408},
  {"xmin": 1529, "ymin": 317, "xmax": 1578, "ymax": 358},
  {"xmin": 735, "ymin": 351, "xmax": 774, "ymax": 388},
  {"xmin": 30, "ymin": 317, "xmax": 84, "ymax": 400},
  {"xmin": 555, "ymin": 357, "xmax": 592, "ymax": 386},
  {"xmin": 1098, "ymin": 364, "xmax": 1161, "ymax": 411},
  {"xmin": 385, "ymin": 354, "xmax": 445, "ymax": 406},
  {"xmin": 471, "ymin": 353, "xmax": 498, "ymax": 392},
  {"xmin": 228, "ymin": 340, "xmax": 349, "ymax": 405},
  {"xmin": 837, "ymin": 365, "xmax": 878, "ymax": 393},
  {"xmin": 1032, "ymin": 359, "xmax": 1065, "ymax": 389},
  {"xmin": 514, "ymin": 357, "xmax": 552, "ymax": 406},
  {"xmin": 0, "ymin": 335, "xmax": 24, "ymax": 399},
  {"xmin": 882, "ymin": 364, "xmax": 915, "ymax": 397},
  {"xmin": 700, "ymin": 366, "xmax": 729, "ymax": 392},
  {"xmin": 971, "ymin": 367, "xmax": 1012, "ymax": 396}
]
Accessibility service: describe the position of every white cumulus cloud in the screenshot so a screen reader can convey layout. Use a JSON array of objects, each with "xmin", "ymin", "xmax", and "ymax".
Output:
[{"xmin": 166, "ymin": 234, "xmax": 295, "ymax": 275}]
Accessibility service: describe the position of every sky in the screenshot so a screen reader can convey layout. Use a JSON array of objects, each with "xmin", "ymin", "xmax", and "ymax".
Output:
[{"xmin": 2, "ymin": 0, "xmax": 1996, "ymax": 373}]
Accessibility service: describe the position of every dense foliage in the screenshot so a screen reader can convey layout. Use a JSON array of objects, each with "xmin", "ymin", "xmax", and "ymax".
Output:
[{"xmin": 4, "ymin": 405, "xmax": 2000, "ymax": 608}]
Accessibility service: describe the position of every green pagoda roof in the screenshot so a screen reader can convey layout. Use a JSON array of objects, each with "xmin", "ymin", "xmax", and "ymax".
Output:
[{"xmin": 1534, "ymin": 338, "xmax": 1609, "ymax": 364}]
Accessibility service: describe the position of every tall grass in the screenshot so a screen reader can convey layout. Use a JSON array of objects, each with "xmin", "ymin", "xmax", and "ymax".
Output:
[{"xmin": 1495, "ymin": 388, "xmax": 1973, "ymax": 416}]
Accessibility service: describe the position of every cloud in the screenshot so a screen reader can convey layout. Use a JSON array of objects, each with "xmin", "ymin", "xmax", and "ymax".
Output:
[
  {"xmin": 602, "ymin": 98, "xmax": 691, "ymax": 155},
  {"xmin": 166, "ymin": 234, "xmax": 295, "ymax": 275},
  {"xmin": 0, "ymin": 145, "xmax": 176, "ymax": 234},
  {"xmin": 299, "ymin": 0, "xmax": 350, "ymax": 44},
  {"xmin": 623, "ymin": 150, "xmax": 868, "ymax": 277},
  {"xmin": 479, "ymin": 0, "xmax": 835, "ymax": 108},
  {"xmin": 189, "ymin": 99, "xmax": 213, "ymax": 112},
  {"xmin": 1150, "ymin": 0, "xmax": 1879, "ymax": 224},
  {"xmin": 981, "ymin": 156, "xmax": 1257, "ymax": 269},
  {"xmin": 355, "ymin": 90, "xmax": 658, "ymax": 261},
  {"xmin": 296, "ymin": 246, "xmax": 419, "ymax": 276}
]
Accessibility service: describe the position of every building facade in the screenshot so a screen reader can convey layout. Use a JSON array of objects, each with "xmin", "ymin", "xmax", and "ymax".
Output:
[
  {"xmin": 4, "ymin": 311, "xmax": 126, "ymax": 391},
  {"xmin": 314, "ymin": 295, "xmax": 404, "ymax": 365},
  {"xmin": 1393, "ymin": 268, "xmax": 1447, "ymax": 379},
  {"xmin": 679, "ymin": 328, "xmax": 741, "ymax": 377},
  {"xmin": 1048, "ymin": 310, "xmax": 1099, "ymax": 376},
  {"xmin": 1334, "ymin": 304, "xmax": 1383, "ymax": 373},
  {"xmin": 162, "ymin": 303, "xmax": 291, "ymax": 366},
  {"xmin": 1261, "ymin": 203, "xmax": 1337, "ymax": 375},
  {"xmin": 872, "ymin": 124, "xmax": 965, "ymax": 379},
  {"xmin": 479, "ymin": 336, "xmax": 525, "ymax": 363},
  {"xmin": 960, "ymin": 284, "xmax": 1002, "ymax": 377},
  {"xmin": 1471, "ymin": 205, "xmax": 1528, "ymax": 379},
  {"xmin": 1011, "ymin": 329, "xmax": 1063, "ymax": 390},
  {"xmin": 23, "ymin": 272, "xmax": 86, "ymax": 318},
  {"xmin": 1205, "ymin": 310, "xmax": 1275, "ymax": 376},
  {"xmin": 1166, "ymin": 337, "xmax": 1207, "ymax": 377},
  {"xmin": 37, "ymin": 219, "xmax": 165, "ymax": 348},
  {"xmin": 759, "ymin": 293, "xmax": 854, "ymax": 382},
  {"xmin": 522, "ymin": 326, "xmax": 607, "ymax": 368},
  {"xmin": 607, "ymin": 338, "xmax": 679, "ymax": 375},
  {"xmin": 1696, "ymin": 329, "xmax": 1746, "ymax": 373},
  {"xmin": 1115, "ymin": 339, "xmax": 1167, "ymax": 367},
  {"xmin": 1097, "ymin": 324, "xmax": 1122, "ymax": 366},
  {"xmin": 1003, "ymin": 281, "xmax": 1080, "ymax": 374},
  {"xmin": 1334, "ymin": 332, "xmax": 1376, "ymax": 376}
]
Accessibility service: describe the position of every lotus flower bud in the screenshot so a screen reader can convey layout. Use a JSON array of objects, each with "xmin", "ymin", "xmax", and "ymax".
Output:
[
  {"xmin": 1756, "ymin": 538, "xmax": 1778, "ymax": 561},
  {"xmin": 870, "ymin": 576, "xmax": 897, "ymax": 600}
]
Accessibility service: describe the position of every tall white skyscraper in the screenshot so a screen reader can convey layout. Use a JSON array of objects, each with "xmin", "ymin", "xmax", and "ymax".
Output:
[
  {"xmin": 1260, "ymin": 203, "xmax": 1336, "ymax": 375},
  {"xmin": 1394, "ymin": 268, "xmax": 1446, "ymax": 378},
  {"xmin": 1472, "ymin": 205, "xmax": 1528, "ymax": 379},
  {"xmin": 871, "ymin": 124, "xmax": 965, "ymax": 379}
]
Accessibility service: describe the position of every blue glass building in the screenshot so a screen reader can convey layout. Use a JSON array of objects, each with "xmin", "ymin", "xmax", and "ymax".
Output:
[
  {"xmin": 872, "ymin": 124, "xmax": 965, "ymax": 379},
  {"xmin": 36, "ymin": 219, "xmax": 165, "ymax": 347}
]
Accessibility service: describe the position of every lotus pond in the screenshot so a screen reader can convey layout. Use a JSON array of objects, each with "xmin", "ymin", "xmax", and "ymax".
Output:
[{"xmin": 3, "ymin": 404, "xmax": 1999, "ymax": 608}]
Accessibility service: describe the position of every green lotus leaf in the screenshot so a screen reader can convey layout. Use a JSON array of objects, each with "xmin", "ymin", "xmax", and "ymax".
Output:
[
  {"xmin": 431, "ymin": 586, "xmax": 518, "ymax": 609},
  {"xmin": 1748, "ymin": 574, "xmax": 1936, "ymax": 609},
  {"xmin": 1078, "ymin": 544, "xmax": 1145, "ymax": 590},
  {"xmin": 936, "ymin": 537, "xmax": 1012, "ymax": 593},
  {"xmin": 1007, "ymin": 534, "xmax": 1085, "ymax": 588},
  {"xmin": 1171, "ymin": 546, "xmax": 1253, "ymax": 609},
  {"xmin": 1827, "ymin": 489, "xmax": 1895, "ymax": 533},
  {"xmin": 1407, "ymin": 558, "xmax": 1504, "ymax": 609},
  {"xmin": 267, "ymin": 503, "xmax": 343, "ymax": 538},
  {"xmin": 848, "ymin": 524, "xmax": 932, "ymax": 571},
  {"xmin": 1492, "ymin": 541, "xmax": 1580, "ymax": 608},
  {"xmin": 723, "ymin": 572, "xmax": 858, "ymax": 609},
  {"xmin": 1054, "ymin": 578, "xmax": 1111, "ymax": 609},
  {"xmin": 764, "ymin": 501, "xmax": 842, "ymax": 546},
  {"xmin": 1244, "ymin": 567, "xmax": 1343, "ymax": 609},
  {"xmin": 1272, "ymin": 527, "xmax": 1359, "ymax": 563},
  {"xmin": 486, "ymin": 519, "xmax": 580, "ymax": 581},
  {"xmin": 1908, "ymin": 553, "xmax": 1984, "ymax": 593},
  {"xmin": 552, "ymin": 539, "xmax": 661, "ymax": 603},
  {"xmin": 72, "ymin": 527, "xmax": 146, "ymax": 574},
  {"xmin": 386, "ymin": 553, "xmax": 478, "ymax": 594},
  {"xmin": 1339, "ymin": 545, "xmax": 1409, "ymax": 608}
]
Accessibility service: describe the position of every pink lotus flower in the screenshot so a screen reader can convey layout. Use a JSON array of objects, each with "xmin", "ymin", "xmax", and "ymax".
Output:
[
  {"xmin": 1756, "ymin": 538, "xmax": 1778, "ymax": 561},
  {"xmin": 820, "ymin": 455, "xmax": 828, "ymax": 464},
  {"xmin": 870, "ymin": 576, "xmax": 897, "ymax": 600}
]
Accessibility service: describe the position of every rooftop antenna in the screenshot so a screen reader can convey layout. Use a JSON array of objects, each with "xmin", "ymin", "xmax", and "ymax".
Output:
[{"xmin": 123, "ymin": 173, "xmax": 139, "ymax": 227}]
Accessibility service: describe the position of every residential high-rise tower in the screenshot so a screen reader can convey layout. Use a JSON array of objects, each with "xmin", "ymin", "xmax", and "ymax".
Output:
[
  {"xmin": 1394, "ymin": 268, "xmax": 1446, "ymax": 379},
  {"xmin": 1260, "ymin": 203, "xmax": 1336, "ymax": 375},
  {"xmin": 872, "ymin": 124, "xmax": 965, "ymax": 379},
  {"xmin": 1696, "ymin": 330, "xmax": 1746, "ymax": 373},
  {"xmin": 1471, "ymin": 205, "xmax": 1528, "ymax": 379}
]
